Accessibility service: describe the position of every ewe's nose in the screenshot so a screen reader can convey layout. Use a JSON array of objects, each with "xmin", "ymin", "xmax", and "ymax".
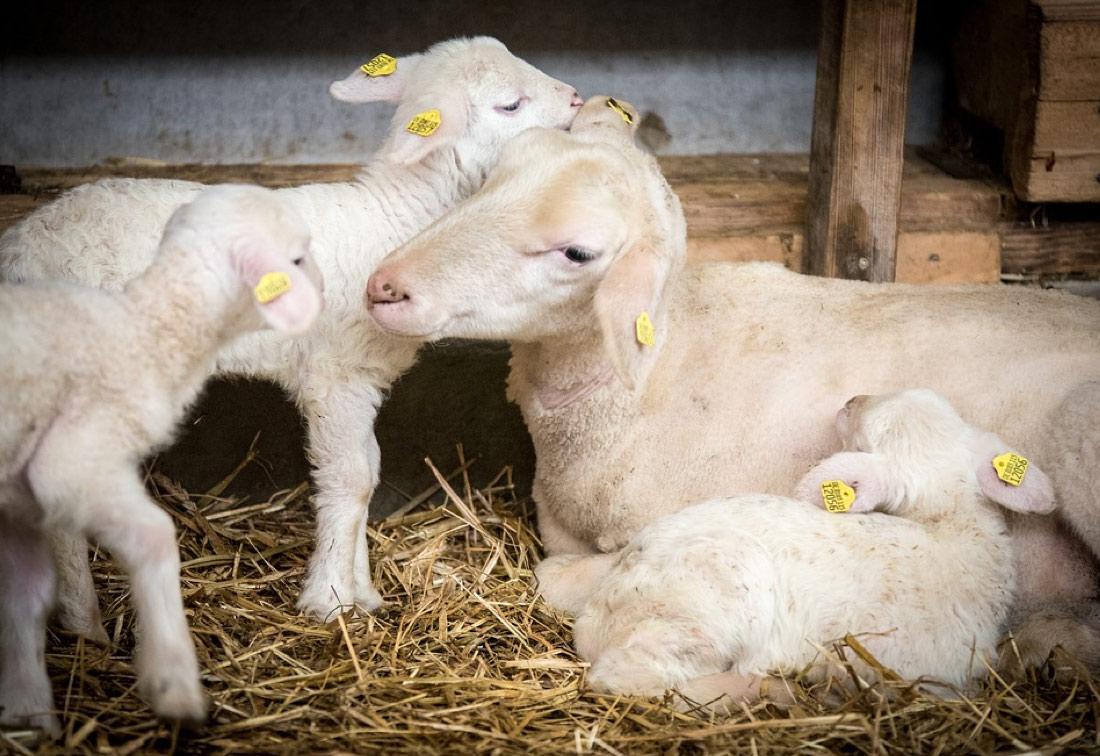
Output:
[{"xmin": 366, "ymin": 269, "xmax": 409, "ymax": 306}]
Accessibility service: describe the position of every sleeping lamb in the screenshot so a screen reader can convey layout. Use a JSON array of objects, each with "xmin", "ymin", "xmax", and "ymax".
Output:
[{"xmin": 536, "ymin": 389, "xmax": 1054, "ymax": 709}]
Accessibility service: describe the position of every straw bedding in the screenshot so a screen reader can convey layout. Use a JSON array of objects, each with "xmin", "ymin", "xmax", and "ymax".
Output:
[{"xmin": 3, "ymin": 448, "xmax": 1097, "ymax": 755}]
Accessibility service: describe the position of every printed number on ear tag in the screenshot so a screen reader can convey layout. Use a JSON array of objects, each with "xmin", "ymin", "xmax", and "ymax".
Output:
[
  {"xmin": 634, "ymin": 312, "xmax": 655, "ymax": 347},
  {"xmin": 992, "ymin": 452, "xmax": 1029, "ymax": 487},
  {"xmin": 820, "ymin": 480, "xmax": 856, "ymax": 513},
  {"xmin": 606, "ymin": 97, "xmax": 635, "ymax": 126},
  {"xmin": 360, "ymin": 53, "xmax": 397, "ymax": 77},
  {"xmin": 254, "ymin": 272, "xmax": 292, "ymax": 304},
  {"xmin": 406, "ymin": 109, "xmax": 442, "ymax": 137}
]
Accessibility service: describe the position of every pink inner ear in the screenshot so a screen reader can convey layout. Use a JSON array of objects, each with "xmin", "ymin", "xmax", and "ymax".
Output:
[{"xmin": 970, "ymin": 433, "xmax": 1056, "ymax": 514}]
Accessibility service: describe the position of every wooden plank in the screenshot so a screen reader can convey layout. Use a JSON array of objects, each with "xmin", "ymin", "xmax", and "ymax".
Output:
[
  {"xmin": 1033, "ymin": 100, "xmax": 1100, "ymax": 151},
  {"xmin": 1040, "ymin": 21, "xmax": 1100, "ymax": 100},
  {"xmin": 16, "ymin": 162, "xmax": 361, "ymax": 194},
  {"xmin": 1022, "ymin": 150, "xmax": 1100, "ymax": 200},
  {"xmin": 0, "ymin": 195, "xmax": 50, "ymax": 233},
  {"xmin": 805, "ymin": 0, "xmax": 918, "ymax": 282},
  {"xmin": 1036, "ymin": 0, "xmax": 1100, "ymax": 22},
  {"xmin": 895, "ymin": 230, "xmax": 1001, "ymax": 283},
  {"xmin": 688, "ymin": 232, "xmax": 801, "ymax": 267},
  {"xmin": 1001, "ymin": 221, "xmax": 1100, "ymax": 274}
]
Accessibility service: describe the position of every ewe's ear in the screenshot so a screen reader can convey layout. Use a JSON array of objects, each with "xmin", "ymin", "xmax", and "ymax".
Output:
[
  {"xmin": 235, "ymin": 240, "xmax": 323, "ymax": 336},
  {"xmin": 386, "ymin": 90, "xmax": 469, "ymax": 165},
  {"xmin": 793, "ymin": 451, "xmax": 894, "ymax": 514},
  {"xmin": 594, "ymin": 244, "xmax": 671, "ymax": 392},
  {"xmin": 970, "ymin": 433, "xmax": 1056, "ymax": 514},
  {"xmin": 329, "ymin": 53, "xmax": 422, "ymax": 104}
]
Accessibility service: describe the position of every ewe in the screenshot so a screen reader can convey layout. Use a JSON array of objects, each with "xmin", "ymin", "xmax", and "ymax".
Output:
[
  {"xmin": 0, "ymin": 186, "xmax": 321, "ymax": 735},
  {"xmin": 537, "ymin": 389, "xmax": 1054, "ymax": 708},
  {"xmin": 1, "ymin": 36, "xmax": 582, "ymax": 624},
  {"xmin": 365, "ymin": 96, "xmax": 1100, "ymax": 673}
]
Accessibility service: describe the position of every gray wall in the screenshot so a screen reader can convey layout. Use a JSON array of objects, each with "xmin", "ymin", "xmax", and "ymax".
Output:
[{"xmin": 2, "ymin": 0, "xmax": 951, "ymax": 166}]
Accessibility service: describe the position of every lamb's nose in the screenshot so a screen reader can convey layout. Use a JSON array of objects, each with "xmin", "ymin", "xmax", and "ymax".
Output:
[
  {"xmin": 570, "ymin": 91, "xmax": 583, "ymax": 108},
  {"xmin": 366, "ymin": 270, "xmax": 408, "ymax": 306},
  {"xmin": 845, "ymin": 394, "xmax": 870, "ymax": 410}
]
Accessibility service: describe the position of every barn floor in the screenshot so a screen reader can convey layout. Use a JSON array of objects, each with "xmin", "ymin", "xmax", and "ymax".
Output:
[
  {"xmin": 1, "ymin": 158, "xmax": 1099, "ymax": 752},
  {"xmin": 1, "ymin": 452, "xmax": 1097, "ymax": 755}
]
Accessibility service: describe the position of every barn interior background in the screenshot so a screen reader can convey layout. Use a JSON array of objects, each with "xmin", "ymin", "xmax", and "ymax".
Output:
[{"xmin": 2, "ymin": 1, "xmax": 1100, "ymax": 750}]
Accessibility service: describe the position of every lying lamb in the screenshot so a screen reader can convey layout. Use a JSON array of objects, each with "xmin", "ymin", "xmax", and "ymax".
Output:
[
  {"xmin": 364, "ymin": 95, "xmax": 1100, "ymax": 672},
  {"xmin": 0, "ymin": 36, "xmax": 582, "ymax": 625},
  {"xmin": 536, "ymin": 389, "xmax": 1054, "ymax": 708},
  {"xmin": 0, "ymin": 185, "xmax": 322, "ymax": 735}
]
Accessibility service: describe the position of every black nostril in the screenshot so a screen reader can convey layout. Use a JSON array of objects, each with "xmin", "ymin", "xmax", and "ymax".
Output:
[{"xmin": 382, "ymin": 283, "xmax": 393, "ymax": 294}]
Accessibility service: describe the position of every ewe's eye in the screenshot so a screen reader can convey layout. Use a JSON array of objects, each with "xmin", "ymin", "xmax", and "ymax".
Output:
[
  {"xmin": 292, "ymin": 257, "xmax": 304, "ymax": 266},
  {"xmin": 495, "ymin": 97, "xmax": 526, "ymax": 114},
  {"xmin": 562, "ymin": 247, "xmax": 596, "ymax": 264}
]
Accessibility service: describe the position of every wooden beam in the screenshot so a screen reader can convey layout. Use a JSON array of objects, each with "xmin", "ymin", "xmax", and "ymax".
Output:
[{"xmin": 805, "ymin": 0, "xmax": 919, "ymax": 282}]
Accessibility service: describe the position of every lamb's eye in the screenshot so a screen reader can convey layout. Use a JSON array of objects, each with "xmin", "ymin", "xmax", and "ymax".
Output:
[
  {"xmin": 496, "ymin": 98, "xmax": 524, "ymax": 113},
  {"xmin": 292, "ymin": 257, "xmax": 304, "ymax": 267},
  {"xmin": 562, "ymin": 247, "xmax": 596, "ymax": 264}
]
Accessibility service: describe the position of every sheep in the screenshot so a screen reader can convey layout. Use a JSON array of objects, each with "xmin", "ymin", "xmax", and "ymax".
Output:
[
  {"xmin": 0, "ymin": 36, "xmax": 583, "ymax": 626},
  {"xmin": 534, "ymin": 389, "xmax": 1055, "ymax": 707},
  {"xmin": 0, "ymin": 185, "xmax": 322, "ymax": 735},
  {"xmin": 363, "ymin": 95, "xmax": 1100, "ymax": 673}
]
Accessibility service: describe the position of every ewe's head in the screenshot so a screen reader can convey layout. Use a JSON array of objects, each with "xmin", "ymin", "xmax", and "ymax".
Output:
[
  {"xmin": 795, "ymin": 389, "xmax": 1055, "ymax": 519},
  {"xmin": 366, "ymin": 108, "xmax": 686, "ymax": 391},
  {"xmin": 162, "ymin": 185, "xmax": 323, "ymax": 336},
  {"xmin": 329, "ymin": 37, "xmax": 581, "ymax": 167}
]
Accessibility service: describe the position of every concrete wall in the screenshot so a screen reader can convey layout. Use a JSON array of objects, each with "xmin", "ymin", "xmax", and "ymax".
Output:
[{"xmin": 2, "ymin": 0, "xmax": 951, "ymax": 165}]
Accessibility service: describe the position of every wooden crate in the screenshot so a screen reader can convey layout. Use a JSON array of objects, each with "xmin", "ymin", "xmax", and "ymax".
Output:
[{"xmin": 955, "ymin": 0, "xmax": 1100, "ymax": 202}]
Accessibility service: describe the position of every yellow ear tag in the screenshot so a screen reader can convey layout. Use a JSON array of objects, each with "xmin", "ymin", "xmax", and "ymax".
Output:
[
  {"xmin": 254, "ymin": 271, "xmax": 292, "ymax": 304},
  {"xmin": 634, "ymin": 312, "xmax": 655, "ymax": 347},
  {"xmin": 820, "ymin": 480, "xmax": 856, "ymax": 513},
  {"xmin": 992, "ymin": 452, "xmax": 1029, "ymax": 487},
  {"xmin": 606, "ymin": 97, "xmax": 635, "ymax": 126},
  {"xmin": 406, "ymin": 109, "xmax": 442, "ymax": 137},
  {"xmin": 360, "ymin": 53, "xmax": 397, "ymax": 77}
]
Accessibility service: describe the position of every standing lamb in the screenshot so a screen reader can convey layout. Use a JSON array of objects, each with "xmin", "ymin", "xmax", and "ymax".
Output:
[
  {"xmin": 0, "ymin": 185, "xmax": 322, "ymax": 735},
  {"xmin": 0, "ymin": 36, "xmax": 583, "ymax": 625},
  {"xmin": 536, "ymin": 389, "xmax": 1055, "ymax": 708},
  {"xmin": 363, "ymin": 96, "xmax": 1100, "ymax": 672}
]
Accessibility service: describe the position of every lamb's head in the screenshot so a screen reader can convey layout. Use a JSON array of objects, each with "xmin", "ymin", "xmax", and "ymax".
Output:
[
  {"xmin": 795, "ymin": 389, "xmax": 1056, "ymax": 519},
  {"xmin": 329, "ymin": 36, "xmax": 581, "ymax": 167},
  {"xmin": 570, "ymin": 96, "xmax": 641, "ymax": 144},
  {"xmin": 160, "ymin": 185, "xmax": 323, "ymax": 336},
  {"xmin": 366, "ymin": 105, "xmax": 687, "ymax": 391}
]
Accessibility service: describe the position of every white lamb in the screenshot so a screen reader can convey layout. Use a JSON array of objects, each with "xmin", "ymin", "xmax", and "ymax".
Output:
[
  {"xmin": 0, "ymin": 185, "xmax": 322, "ymax": 735},
  {"xmin": 535, "ymin": 389, "xmax": 1055, "ymax": 708},
  {"xmin": 363, "ymin": 96, "xmax": 1100, "ymax": 672},
  {"xmin": 0, "ymin": 36, "xmax": 582, "ymax": 625}
]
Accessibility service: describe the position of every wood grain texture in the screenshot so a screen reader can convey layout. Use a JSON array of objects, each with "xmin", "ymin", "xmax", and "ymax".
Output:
[
  {"xmin": 1002, "ymin": 221, "xmax": 1100, "ymax": 274},
  {"xmin": 805, "ymin": 0, "xmax": 919, "ymax": 282},
  {"xmin": 1040, "ymin": 21, "xmax": 1100, "ymax": 99},
  {"xmin": 1033, "ymin": 100, "xmax": 1100, "ymax": 151},
  {"xmin": 1022, "ymin": 151, "xmax": 1100, "ymax": 200}
]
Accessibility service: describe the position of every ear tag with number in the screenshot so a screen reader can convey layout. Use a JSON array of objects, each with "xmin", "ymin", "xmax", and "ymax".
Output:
[
  {"xmin": 820, "ymin": 480, "xmax": 856, "ymax": 513},
  {"xmin": 360, "ymin": 53, "xmax": 397, "ymax": 77},
  {"xmin": 254, "ymin": 271, "xmax": 292, "ymax": 304},
  {"xmin": 634, "ymin": 312, "xmax": 655, "ymax": 347},
  {"xmin": 992, "ymin": 452, "xmax": 1029, "ymax": 487},
  {"xmin": 606, "ymin": 97, "xmax": 635, "ymax": 126},
  {"xmin": 406, "ymin": 109, "xmax": 442, "ymax": 137}
]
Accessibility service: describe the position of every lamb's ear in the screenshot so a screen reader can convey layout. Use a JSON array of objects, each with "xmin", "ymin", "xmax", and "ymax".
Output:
[
  {"xmin": 971, "ymin": 433, "xmax": 1056, "ymax": 514},
  {"xmin": 594, "ymin": 244, "xmax": 671, "ymax": 392},
  {"xmin": 235, "ymin": 241, "xmax": 323, "ymax": 335},
  {"xmin": 793, "ymin": 451, "xmax": 894, "ymax": 514},
  {"xmin": 329, "ymin": 53, "xmax": 422, "ymax": 104},
  {"xmin": 385, "ymin": 90, "xmax": 469, "ymax": 165}
]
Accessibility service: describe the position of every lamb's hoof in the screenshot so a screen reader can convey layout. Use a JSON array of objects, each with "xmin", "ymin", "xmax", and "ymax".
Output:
[
  {"xmin": 298, "ymin": 578, "xmax": 384, "ymax": 622},
  {"xmin": 0, "ymin": 692, "xmax": 62, "ymax": 739},
  {"xmin": 353, "ymin": 581, "xmax": 386, "ymax": 616},
  {"xmin": 56, "ymin": 608, "xmax": 110, "ymax": 646},
  {"xmin": 142, "ymin": 672, "xmax": 207, "ymax": 725}
]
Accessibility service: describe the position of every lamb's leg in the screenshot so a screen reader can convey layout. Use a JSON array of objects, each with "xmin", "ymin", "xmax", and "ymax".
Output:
[
  {"xmin": 535, "ymin": 500, "xmax": 599, "ymax": 556},
  {"xmin": 0, "ymin": 512, "xmax": 61, "ymax": 738},
  {"xmin": 47, "ymin": 530, "xmax": 108, "ymax": 644},
  {"xmin": 676, "ymin": 671, "xmax": 795, "ymax": 713},
  {"xmin": 27, "ymin": 442, "xmax": 206, "ymax": 723},
  {"xmin": 1001, "ymin": 600, "xmax": 1100, "ymax": 678},
  {"xmin": 296, "ymin": 382, "xmax": 385, "ymax": 621},
  {"xmin": 535, "ymin": 553, "xmax": 617, "ymax": 615}
]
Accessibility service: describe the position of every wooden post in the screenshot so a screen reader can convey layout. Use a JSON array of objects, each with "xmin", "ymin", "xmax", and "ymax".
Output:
[{"xmin": 805, "ymin": 0, "xmax": 918, "ymax": 282}]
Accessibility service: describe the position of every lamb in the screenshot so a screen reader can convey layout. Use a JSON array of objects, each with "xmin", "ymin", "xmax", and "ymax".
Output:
[
  {"xmin": 0, "ymin": 36, "xmax": 583, "ymax": 626},
  {"xmin": 0, "ymin": 185, "xmax": 323, "ymax": 735},
  {"xmin": 363, "ymin": 95, "xmax": 1100, "ymax": 673},
  {"xmin": 534, "ymin": 389, "xmax": 1055, "ymax": 708}
]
